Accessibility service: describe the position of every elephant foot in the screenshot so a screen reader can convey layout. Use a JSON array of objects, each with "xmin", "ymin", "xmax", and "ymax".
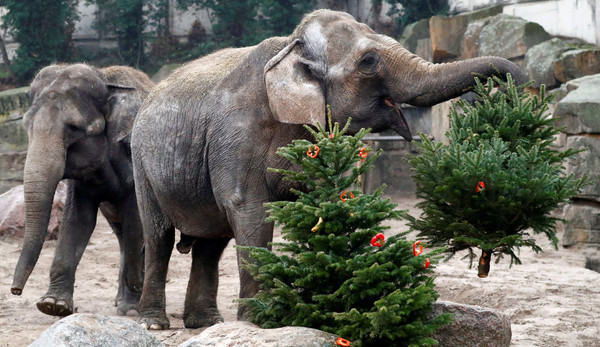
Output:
[
  {"xmin": 138, "ymin": 312, "xmax": 170, "ymax": 330},
  {"xmin": 36, "ymin": 295, "xmax": 73, "ymax": 317},
  {"xmin": 183, "ymin": 309, "xmax": 224, "ymax": 328},
  {"xmin": 117, "ymin": 300, "xmax": 139, "ymax": 316}
]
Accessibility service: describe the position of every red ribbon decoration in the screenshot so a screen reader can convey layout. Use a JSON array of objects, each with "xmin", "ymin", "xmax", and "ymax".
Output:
[
  {"xmin": 307, "ymin": 145, "xmax": 320, "ymax": 158},
  {"xmin": 371, "ymin": 233, "xmax": 385, "ymax": 247},
  {"xmin": 336, "ymin": 337, "xmax": 351, "ymax": 346},
  {"xmin": 359, "ymin": 147, "xmax": 367, "ymax": 161},
  {"xmin": 340, "ymin": 190, "xmax": 355, "ymax": 202},
  {"xmin": 329, "ymin": 134, "xmax": 334, "ymax": 139},
  {"xmin": 423, "ymin": 257, "xmax": 430, "ymax": 269},
  {"xmin": 476, "ymin": 181, "xmax": 485, "ymax": 192},
  {"xmin": 413, "ymin": 241, "xmax": 423, "ymax": 256}
]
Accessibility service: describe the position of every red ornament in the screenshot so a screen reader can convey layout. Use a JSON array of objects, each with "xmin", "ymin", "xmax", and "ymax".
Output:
[
  {"xmin": 413, "ymin": 241, "xmax": 423, "ymax": 256},
  {"xmin": 371, "ymin": 233, "xmax": 385, "ymax": 247},
  {"xmin": 340, "ymin": 190, "xmax": 355, "ymax": 202},
  {"xmin": 476, "ymin": 181, "xmax": 485, "ymax": 192},
  {"xmin": 329, "ymin": 134, "xmax": 334, "ymax": 139},
  {"xmin": 359, "ymin": 147, "xmax": 367, "ymax": 161},
  {"xmin": 336, "ymin": 337, "xmax": 351, "ymax": 346},
  {"xmin": 423, "ymin": 257, "xmax": 430, "ymax": 269},
  {"xmin": 307, "ymin": 145, "xmax": 320, "ymax": 158}
]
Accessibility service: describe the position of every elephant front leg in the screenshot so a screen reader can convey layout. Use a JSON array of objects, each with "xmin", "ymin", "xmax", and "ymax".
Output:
[
  {"xmin": 183, "ymin": 237, "xmax": 230, "ymax": 328},
  {"xmin": 37, "ymin": 183, "xmax": 98, "ymax": 316}
]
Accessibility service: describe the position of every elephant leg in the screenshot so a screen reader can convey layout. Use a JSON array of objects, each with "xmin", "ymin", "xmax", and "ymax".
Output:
[
  {"xmin": 136, "ymin": 176, "xmax": 174, "ymax": 330},
  {"xmin": 227, "ymin": 199, "xmax": 274, "ymax": 320},
  {"xmin": 37, "ymin": 182, "xmax": 98, "ymax": 316},
  {"xmin": 183, "ymin": 237, "xmax": 230, "ymax": 328},
  {"xmin": 101, "ymin": 197, "xmax": 144, "ymax": 316}
]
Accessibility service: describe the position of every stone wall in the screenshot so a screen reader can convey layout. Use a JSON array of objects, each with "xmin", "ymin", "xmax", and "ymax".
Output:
[
  {"xmin": 553, "ymin": 74, "xmax": 600, "ymax": 249},
  {"xmin": 0, "ymin": 87, "xmax": 29, "ymax": 194}
]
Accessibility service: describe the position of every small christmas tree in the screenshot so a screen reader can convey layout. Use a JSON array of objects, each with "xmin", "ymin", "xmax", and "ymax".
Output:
[
  {"xmin": 409, "ymin": 75, "xmax": 586, "ymax": 277},
  {"xmin": 239, "ymin": 114, "xmax": 451, "ymax": 347}
]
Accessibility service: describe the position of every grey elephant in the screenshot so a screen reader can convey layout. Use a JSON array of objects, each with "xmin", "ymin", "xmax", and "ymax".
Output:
[
  {"xmin": 132, "ymin": 9, "xmax": 526, "ymax": 329},
  {"xmin": 10, "ymin": 64, "xmax": 154, "ymax": 317}
]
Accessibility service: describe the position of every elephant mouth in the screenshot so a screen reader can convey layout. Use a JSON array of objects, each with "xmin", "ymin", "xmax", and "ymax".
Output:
[{"xmin": 384, "ymin": 96, "xmax": 412, "ymax": 141}]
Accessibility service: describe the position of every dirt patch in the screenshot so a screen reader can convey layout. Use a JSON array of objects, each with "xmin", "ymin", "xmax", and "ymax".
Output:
[{"xmin": 1, "ymin": 199, "xmax": 598, "ymax": 346}]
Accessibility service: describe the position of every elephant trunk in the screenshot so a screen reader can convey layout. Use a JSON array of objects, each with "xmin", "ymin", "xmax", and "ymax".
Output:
[
  {"xmin": 11, "ymin": 137, "xmax": 65, "ymax": 295},
  {"xmin": 383, "ymin": 42, "xmax": 526, "ymax": 107}
]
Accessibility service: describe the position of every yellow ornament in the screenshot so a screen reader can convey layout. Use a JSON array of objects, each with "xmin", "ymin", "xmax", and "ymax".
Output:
[{"xmin": 311, "ymin": 217, "xmax": 324, "ymax": 232}]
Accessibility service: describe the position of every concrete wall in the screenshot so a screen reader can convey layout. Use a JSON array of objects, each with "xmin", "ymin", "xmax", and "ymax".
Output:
[{"xmin": 450, "ymin": 0, "xmax": 600, "ymax": 45}]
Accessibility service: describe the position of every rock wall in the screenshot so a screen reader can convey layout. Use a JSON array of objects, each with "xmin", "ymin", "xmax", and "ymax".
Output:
[
  {"xmin": 0, "ymin": 87, "xmax": 29, "ymax": 194},
  {"xmin": 553, "ymin": 74, "xmax": 600, "ymax": 249}
]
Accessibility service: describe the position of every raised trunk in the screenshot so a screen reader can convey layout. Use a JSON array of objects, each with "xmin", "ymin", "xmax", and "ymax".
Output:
[
  {"xmin": 383, "ymin": 43, "xmax": 526, "ymax": 107},
  {"xmin": 11, "ymin": 140, "xmax": 65, "ymax": 295}
]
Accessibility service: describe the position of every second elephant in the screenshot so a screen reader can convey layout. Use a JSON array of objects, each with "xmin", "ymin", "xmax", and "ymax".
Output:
[{"xmin": 11, "ymin": 64, "xmax": 154, "ymax": 317}]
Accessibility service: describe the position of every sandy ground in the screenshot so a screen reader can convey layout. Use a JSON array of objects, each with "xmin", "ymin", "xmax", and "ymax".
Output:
[{"xmin": 1, "ymin": 199, "xmax": 599, "ymax": 346}]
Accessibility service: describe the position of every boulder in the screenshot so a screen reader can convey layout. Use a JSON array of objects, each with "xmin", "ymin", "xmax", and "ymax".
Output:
[
  {"xmin": 553, "ymin": 74, "xmax": 600, "ymax": 134},
  {"xmin": 30, "ymin": 313, "xmax": 164, "ymax": 347},
  {"xmin": 430, "ymin": 301, "xmax": 511, "ymax": 347},
  {"xmin": 562, "ymin": 135, "xmax": 600, "ymax": 202},
  {"xmin": 461, "ymin": 19, "xmax": 489, "ymax": 60},
  {"xmin": 399, "ymin": 18, "xmax": 430, "ymax": 55},
  {"xmin": 179, "ymin": 321, "xmax": 340, "ymax": 347},
  {"xmin": 181, "ymin": 301, "xmax": 511, "ymax": 347},
  {"xmin": 479, "ymin": 14, "xmax": 550, "ymax": 60},
  {"xmin": 429, "ymin": 5, "xmax": 502, "ymax": 62},
  {"xmin": 585, "ymin": 255, "xmax": 600, "ymax": 273},
  {"xmin": 554, "ymin": 48, "xmax": 600, "ymax": 83},
  {"xmin": 559, "ymin": 203, "xmax": 600, "ymax": 247},
  {"xmin": 0, "ymin": 151, "xmax": 26, "ymax": 194},
  {"xmin": 524, "ymin": 38, "xmax": 571, "ymax": 88},
  {"xmin": 0, "ymin": 181, "xmax": 67, "ymax": 240}
]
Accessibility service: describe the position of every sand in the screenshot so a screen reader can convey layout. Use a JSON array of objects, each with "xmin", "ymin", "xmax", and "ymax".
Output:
[{"xmin": 0, "ymin": 199, "xmax": 598, "ymax": 346}]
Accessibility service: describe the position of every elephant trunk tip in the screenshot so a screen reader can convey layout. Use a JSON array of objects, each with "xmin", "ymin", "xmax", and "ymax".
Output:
[{"xmin": 11, "ymin": 287, "xmax": 22, "ymax": 295}]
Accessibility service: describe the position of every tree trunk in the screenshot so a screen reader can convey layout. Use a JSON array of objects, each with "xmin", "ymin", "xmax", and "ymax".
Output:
[{"xmin": 478, "ymin": 249, "xmax": 492, "ymax": 278}]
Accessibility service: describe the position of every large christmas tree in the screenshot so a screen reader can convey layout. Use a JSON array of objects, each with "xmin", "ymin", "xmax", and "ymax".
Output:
[
  {"xmin": 409, "ymin": 75, "xmax": 586, "ymax": 277},
  {"xmin": 240, "ymin": 115, "xmax": 451, "ymax": 346}
]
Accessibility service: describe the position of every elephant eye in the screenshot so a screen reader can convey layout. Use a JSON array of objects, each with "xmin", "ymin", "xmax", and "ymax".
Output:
[{"xmin": 358, "ymin": 52, "xmax": 380, "ymax": 74}]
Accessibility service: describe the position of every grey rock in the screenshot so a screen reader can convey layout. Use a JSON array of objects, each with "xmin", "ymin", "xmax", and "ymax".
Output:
[
  {"xmin": 585, "ymin": 254, "xmax": 600, "ymax": 273},
  {"xmin": 399, "ymin": 18, "xmax": 430, "ymax": 55},
  {"xmin": 554, "ymin": 48, "xmax": 600, "ymax": 83},
  {"xmin": 562, "ymin": 135, "xmax": 600, "ymax": 201},
  {"xmin": 430, "ymin": 301, "xmax": 511, "ymax": 347},
  {"xmin": 553, "ymin": 75, "xmax": 600, "ymax": 134},
  {"xmin": 560, "ymin": 203, "xmax": 600, "ymax": 247},
  {"xmin": 524, "ymin": 38, "xmax": 571, "ymax": 88},
  {"xmin": 0, "ymin": 181, "xmax": 66, "ymax": 239},
  {"xmin": 461, "ymin": 19, "xmax": 489, "ymax": 60},
  {"xmin": 0, "ymin": 151, "xmax": 26, "ymax": 194},
  {"xmin": 479, "ymin": 14, "xmax": 550, "ymax": 60},
  {"xmin": 30, "ymin": 313, "xmax": 164, "ymax": 347},
  {"xmin": 179, "ymin": 321, "xmax": 340, "ymax": 347}
]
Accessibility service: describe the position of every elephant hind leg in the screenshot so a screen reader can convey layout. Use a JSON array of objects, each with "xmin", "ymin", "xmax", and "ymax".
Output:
[
  {"xmin": 183, "ymin": 237, "xmax": 231, "ymax": 328},
  {"xmin": 135, "ymin": 167, "xmax": 175, "ymax": 330}
]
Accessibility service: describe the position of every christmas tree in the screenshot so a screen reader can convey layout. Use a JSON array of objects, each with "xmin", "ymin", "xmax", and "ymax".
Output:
[
  {"xmin": 409, "ymin": 75, "xmax": 586, "ymax": 277},
  {"xmin": 239, "ymin": 113, "xmax": 451, "ymax": 347}
]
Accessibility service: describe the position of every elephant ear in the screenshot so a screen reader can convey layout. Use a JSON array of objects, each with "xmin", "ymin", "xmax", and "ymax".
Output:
[
  {"xmin": 264, "ymin": 39, "xmax": 326, "ymax": 127},
  {"xmin": 105, "ymin": 85, "xmax": 140, "ymax": 145}
]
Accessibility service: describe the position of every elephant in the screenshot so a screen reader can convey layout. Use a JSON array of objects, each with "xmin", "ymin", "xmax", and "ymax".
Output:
[
  {"xmin": 131, "ymin": 9, "xmax": 526, "ymax": 329},
  {"xmin": 10, "ymin": 63, "xmax": 154, "ymax": 317}
]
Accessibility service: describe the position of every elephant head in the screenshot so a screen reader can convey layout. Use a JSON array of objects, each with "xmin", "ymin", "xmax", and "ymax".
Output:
[
  {"xmin": 265, "ymin": 10, "xmax": 525, "ymax": 138},
  {"xmin": 11, "ymin": 64, "xmax": 144, "ymax": 295}
]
